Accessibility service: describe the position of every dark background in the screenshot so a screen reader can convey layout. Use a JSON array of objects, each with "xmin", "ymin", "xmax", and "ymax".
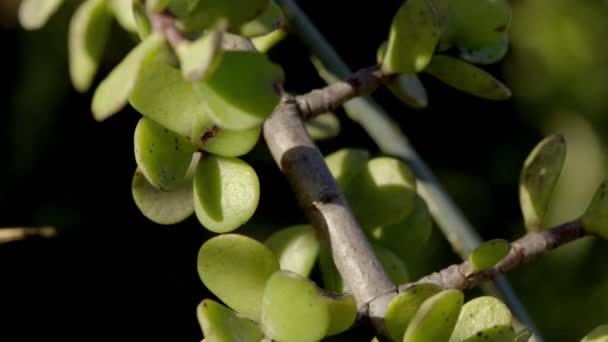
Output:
[{"xmin": 1, "ymin": 0, "xmax": 607, "ymax": 340}]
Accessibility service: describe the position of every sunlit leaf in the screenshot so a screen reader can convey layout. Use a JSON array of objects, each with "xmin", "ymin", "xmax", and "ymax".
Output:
[
  {"xmin": 305, "ymin": 112, "xmax": 341, "ymax": 141},
  {"xmin": 387, "ymin": 74, "xmax": 429, "ymax": 109},
  {"xmin": 514, "ymin": 329, "xmax": 531, "ymax": 342},
  {"xmin": 197, "ymin": 299, "xmax": 264, "ymax": 342},
  {"xmin": 581, "ymin": 325, "xmax": 608, "ymax": 342},
  {"xmin": 19, "ymin": 0, "xmax": 64, "ymax": 30},
  {"xmin": 322, "ymin": 292, "xmax": 357, "ymax": 336},
  {"xmin": 251, "ymin": 28, "xmax": 287, "ymax": 53},
  {"xmin": 468, "ymin": 239, "xmax": 510, "ymax": 273},
  {"xmin": 424, "ymin": 55, "xmax": 511, "ymax": 100},
  {"xmin": 239, "ymin": 1, "xmax": 285, "ymax": 37},
  {"xmin": 261, "ymin": 270, "xmax": 329, "ymax": 342},
  {"xmin": 458, "ymin": 35, "xmax": 509, "ymax": 65},
  {"xmin": 325, "ymin": 148, "xmax": 370, "ymax": 191},
  {"xmin": 68, "ymin": 0, "xmax": 112, "ymax": 92},
  {"xmin": 175, "ymin": 21, "xmax": 225, "ymax": 81},
  {"xmin": 382, "ymin": 0, "xmax": 439, "ymax": 74},
  {"xmin": 180, "ymin": 0, "xmax": 270, "ymax": 32},
  {"xmin": 373, "ymin": 243, "xmax": 409, "ymax": 284},
  {"xmin": 109, "ymin": 0, "xmax": 137, "ymax": 32},
  {"xmin": 197, "ymin": 234, "xmax": 279, "ymax": 321},
  {"xmin": 519, "ymin": 134, "xmax": 567, "ymax": 231},
  {"xmin": 193, "ymin": 155, "xmax": 260, "ymax": 233},
  {"xmin": 92, "ymin": 33, "xmax": 166, "ymax": 121},
  {"xmin": 265, "ymin": 225, "xmax": 320, "ymax": 277},
  {"xmin": 133, "ymin": 0, "xmax": 152, "ymax": 39},
  {"xmin": 168, "ymin": 0, "xmax": 199, "ymax": 17},
  {"xmin": 450, "ymin": 296, "xmax": 513, "ymax": 342},
  {"xmin": 196, "ymin": 125, "xmax": 261, "ymax": 157},
  {"xmin": 385, "ymin": 283, "xmax": 443, "ymax": 341},
  {"xmin": 402, "ymin": 289, "xmax": 464, "ymax": 342},
  {"xmin": 582, "ymin": 181, "xmax": 608, "ymax": 240}
]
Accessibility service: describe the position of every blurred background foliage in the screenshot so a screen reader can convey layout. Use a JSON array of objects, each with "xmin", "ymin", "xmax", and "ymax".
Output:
[{"xmin": 0, "ymin": 0, "xmax": 607, "ymax": 340}]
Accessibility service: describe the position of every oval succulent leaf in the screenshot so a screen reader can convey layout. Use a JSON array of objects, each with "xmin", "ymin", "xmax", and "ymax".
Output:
[
  {"xmin": 92, "ymin": 33, "xmax": 166, "ymax": 121},
  {"xmin": 424, "ymin": 55, "xmax": 511, "ymax": 100},
  {"xmin": 322, "ymin": 292, "xmax": 357, "ymax": 336},
  {"xmin": 385, "ymin": 283, "xmax": 443, "ymax": 341},
  {"xmin": 68, "ymin": 0, "xmax": 112, "ymax": 93},
  {"xmin": 175, "ymin": 21, "xmax": 225, "ymax": 81},
  {"xmin": 194, "ymin": 51, "xmax": 283, "ymax": 131},
  {"xmin": 265, "ymin": 225, "xmax": 320, "ymax": 277},
  {"xmin": 197, "ymin": 299, "xmax": 263, "ymax": 342},
  {"xmin": 109, "ymin": 0, "xmax": 137, "ymax": 32},
  {"xmin": 251, "ymin": 29, "xmax": 287, "ymax": 53},
  {"xmin": 402, "ymin": 289, "xmax": 464, "ymax": 342},
  {"xmin": 325, "ymin": 148, "xmax": 370, "ymax": 191},
  {"xmin": 239, "ymin": 1, "xmax": 285, "ymax": 37},
  {"xmin": 468, "ymin": 239, "xmax": 511, "ymax": 273},
  {"xmin": 147, "ymin": 0, "xmax": 171, "ymax": 13},
  {"xmin": 582, "ymin": 180, "xmax": 608, "ymax": 240},
  {"xmin": 382, "ymin": 0, "xmax": 440, "ymax": 74},
  {"xmin": 514, "ymin": 329, "xmax": 531, "ymax": 342},
  {"xmin": 197, "ymin": 234, "xmax": 279, "ymax": 321},
  {"xmin": 19, "ymin": 0, "xmax": 64, "ymax": 30},
  {"xmin": 196, "ymin": 125, "xmax": 261, "ymax": 157},
  {"xmin": 134, "ymin": 117, "xmax": 195, "ymax": 191},
  {"xmin": 131, "ymin": 155, "xmax": 197, "ymax": 225},
  {"xmin": 387, "ymin": 73, "xmax": 429, "ymax": 109},
  {"xmin": 373, "ymin": 243, "xmax": 410, "ymax": 284},
  {"xmin": 180, "ymin": 0, "xmax": 270, "ymax": 32},
  {"xmin": 581, "ymin": 325, "xmax": 608, "ymax": 342},
  {"xmin": 133, "ymin": 0, "xmax": 152, "ymax": 39},
  {"xmin": 318, "ymin": 246, "xmax": 345, "ymax": 294},
  {"xmin": 193, "ymin": 155, "xmax": 260, "ymax": 233},
  {"xmin": 261, "ymin": 270, "xmax": 329, "ymax": 342},
  {"xmin": 519, "ymin": 134, "xmax": 567, "ymax": 231},
  {"xmin": 305, "ymin": 112, "xmax": 341, "ymax": 141},
  {"xmin": 345, "ymin": 157, "xmax": 417, "ymax": 230},
  {"xmin": 458, "ymin": 35, "xmax": 509, "ymax": 65},
  {"xmin": 450, "ymin": 296, "xmax": 513, "ymax": 342},
  {"xmin": 167, "ymin": 0, "xmax": 200, "ymax": 17}
]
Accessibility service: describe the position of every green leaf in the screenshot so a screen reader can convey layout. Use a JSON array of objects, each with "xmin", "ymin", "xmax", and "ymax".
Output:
[
  {"xmin": 345, "ymin": 157, "xmax": 417, "ymax": 230},
  {"xmin": 265, "ymin": 225, "xmax": 320, "ymax": 277},
  {"xmin": 305, "ymin": 112, "xmax": 341, "ymax": 141},
  {"xmin": 131, "ymin": 154, "xmax": 197, "ymax": 225},
  {"xmin": 519, "ymin": 134, "xmax": 567, "ymax": 231},
  {"xmin": 325, "ymin": 148, "xmax": 370, "ymax": 191},
  {"xmin": 387, "ymin": 74, "xmax": 429, "ymax": 109},
  {"xmin": 261, "ymin": 270, "xmax": 329, "ymax": 342},
  {"xmin": 318, "ymin": 246, "xmax": 344, "ymax": 294},
  {"xmin": 385, "ymin": 283, "xmax": 442, "ymax": 341},
  {"xmin": 92, "ymin": 33, "xmax": 166, "ymax": 121},
  {"xmin": 371, "ymin": 194, "xmax": 433, "ymax": 265},
  {"xmin": 18, "ymin": 0, "xmax": 64, "ymax": 30},
  {"xmin": 197, "ymin": 234, "xmax": 279, "ymax": 321},
  {"xmin": 168, "ymin": 0, "xmax": 200, "ymax": 17},
  {"xmin": 458, "ymin": 35, "xmax": 509, "ymax": 65},
  {"xmin": 133, "ymin": 0, "xmax": 152, "ymax": 39},
  {"xmin": 109, "ymin": 0, "xmax": 137, "ymax": 32},
  {"xmin": 134, "ymin": 117, "xmax": 195, "ymax": 191},
  {"xmin": 68, "ymin": 0, "xmax": 112, "ymax": 92},
  {"xmin": 197, "ymin": 299, "xmax": 264, "ymax": 342},
  {"xmin": 373, "ymin": 243, "xmax": 410, "ymax": 284},
  {"xmin": 514, "ymin": 329, "xmax": 531, "ymax": 342},
  {"xmin": 193, "ymin": 155, "xmax": 260, "ymax": 233},
  {"xmin": 581, "ymin": 325, "xmax": 608, "ymax": 342},
  {"xmin": 129, "ymin": 48, "xmax": 212, "ymax": 139},
  {"xmin": 382, "ymin": 0, "xmax": 440, "ymax": 74},
  {"xmin": 322, "ymin": 292, "xmax": 357, "ymax": 336},
  {"xmin": 180, "ymin": 0, "xmax": 270, "ymax": 33},
  {"xmin": 251, "ymin": 29, "xmax": 287, "ymax": 53},
  {"xmin": 239, "ymin": 1, "xmax": 285, "ymax": 37},
  {"xmin": 450, "ymin": 296, "xmax": 513, "ymax": 342},
  {"xmin": 194, "ymin": 51, "xmax": 283, "ymax": 130},
  {"xmin": 468, "ymin": 239, "xmax": 511, "ymax": 273},
  {"xmin": 582, "ymin": 181, "xmax": 608, "ymax": 240},
  {"xmin": 424, "ymin": 55, "xmax": 511, "ymax": 100},
  {"xmin": 175, "ymin": 21, "xmax": 225, "ymax": 81},
  {"xmin": 147, "ymin": 0, "xmax": 171, "ymax": 13},
  {"xmin": 196, "ymin": 126, "xmax": 262, "ymax": 157},
  {"xmin": 403, "ymin": 289, "xmax": 464, "ymax": 342}
]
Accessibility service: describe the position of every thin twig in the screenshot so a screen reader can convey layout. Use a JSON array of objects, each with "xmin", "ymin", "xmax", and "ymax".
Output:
[{"xmin": 0, "ymin": 226, "xmax": 57, "ymax": 244}]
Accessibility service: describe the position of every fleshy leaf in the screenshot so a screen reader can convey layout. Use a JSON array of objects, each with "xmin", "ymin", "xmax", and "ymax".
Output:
[
  {"xmin": 180, "ymin": 0, "xmax": 270, "ymax": 32},
  {"xmin": 322, "ymin": 292, "xmax": 357, "ymax": 336},
  {"xmin": 197, "ymin": 299, "xmax": 263, "ymax": 342},
  {"xmin": 382, "ymin": 0, "xmax": 440, "ymax": 74},
  {"xmin": 147, "ymin": 0, "xmax": 171, "ymax": 13},
  {"xmin": 582, "ymin": 181, "xmax": 608, "ymax": 240},
  {"xmin": 261, "ymin": 270, "xmax": 329, "ymax": 342},
  {"xmin": 345, "ymin": 157, "xmax": 417, "ymax": 230},
  {"xmin": 92, "ymin": 33, "xmax": 166, "ymax": 121},
  {"xmin": 133, "ymin": 0, "xmax": 152, "ymax": 39},
  {"xmin": 581, "ymin": 325, "xmax": 608, "ymax": 342},
  {"xmin": 514, "ymin": 329, "xmax": 531, "ymax": 342},
  {"xmin": 373, "ymin": 243, "xmax": 409, "ymax": 284},
  {"xmin": 175, "ymin": 21, "xmax": 225, "ymax": 81},
  {"xmin": 167, "ymin": 0, "xmax": 200, "ymax": 17},
  {"xmin": 134, "ymin": 117, "xmax": 195, "ymax": 191},
  {"xmin": 325, "ymin": 148, "xmax": 370, "ymax": 191},
  {"xmin": 265, "ymin": 225, "xmax": 320, "ymax": 277},
  {"xmin": 519, "ymin": 134, "xmax": 567, "ymax": 231},
  {"xmin": 194, "ymin": 51, "xmax": 283, "ymax": 131},
  {"xmin": 251, "ymin": 29, "xmax": 287, "ymax": 53},
  {"xmin": 197, "ymin": 234, "xmax": 279, "ymax": 321},
  {"xmin": 305, "ymin": 112, "xmax": 341, "ymax": 141},
  {"xmin": 318, "ymin": 246, "xmax": 344, "ymax": 294},
  {"xmin": 450, "ymin": 296, "xmax": 513, "ymax": 342},
  {"xmin": 385, "ymin": 283, "xmax": 443, "ymax": 341},
  {"xmin": 193, "ymin": 155, "xmax": 260, "ymax": 233},
  {"xmin": 68, "ymin": 0, "xmax": 112, "ymax": 92},
  {"xmin": 402, "ymin": 289, "xmax": 464, "ymax": 342},
  {"xmin": 109, "ymin": 0, "xmax": 137, "ymax": 32},
  {"xmin": 196, "ymin": 126, "xmax": 261, "ymax": 157},
  {"xmin": 468, "ymin": 239, "xmax": 511, "ymax": 273},
  {"xmin": 18, "ymin": 0, "xmax": 64, "ymax": 30},
  {"xmin": 387, "ymin": 74, "xmax": 429, "ymax": 109},
  {"xmin": 458, "ymin": 35, "xmax": 509, "ymax": 65},
  {"xmin": 239, "ymin": 1, "xmax": 285, "ymax": 37},
  {"xmin": 131, "ymin": 153, "xmax": 198, "ymax": 225},
  {"xmin": 424, "ymin": 55, "xmax": 511, "ymax": 100}
]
